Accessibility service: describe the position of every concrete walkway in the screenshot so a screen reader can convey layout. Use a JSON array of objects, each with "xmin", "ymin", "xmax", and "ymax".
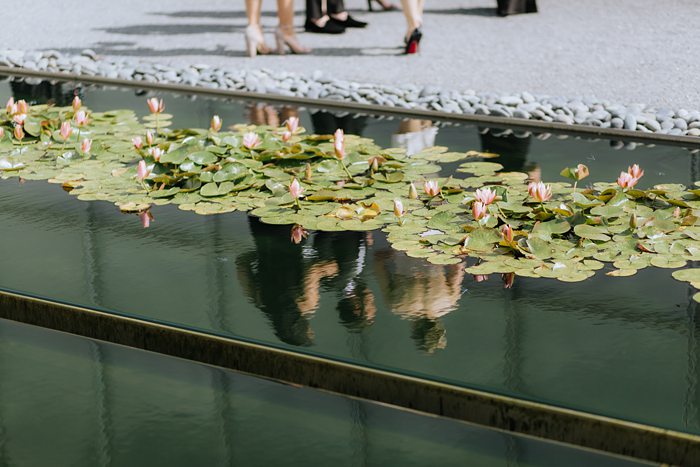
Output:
[{"xmin": 5, "ymin": 0, "xmax": 700, "ymax": 109}]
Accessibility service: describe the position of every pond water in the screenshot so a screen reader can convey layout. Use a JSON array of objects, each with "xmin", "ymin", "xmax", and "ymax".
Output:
[
  {"xmin": 2, "ymin": 319, "xmax": 647, "ymax": 466},
  {"xmin": 0, "ymin": 77, "xmax": 698, "ymax": 436}
]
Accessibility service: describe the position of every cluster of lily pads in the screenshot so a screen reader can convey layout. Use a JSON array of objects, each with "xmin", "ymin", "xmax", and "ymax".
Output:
[{"xmin": 1, "ymin": 97, "xmax": 699, "ymax": 299}]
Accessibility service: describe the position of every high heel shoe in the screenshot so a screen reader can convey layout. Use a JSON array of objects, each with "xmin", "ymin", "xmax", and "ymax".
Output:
[
  {"xmin": 368, "ymin": 0, "xmax": 398, "ymax": 11},
  {"xmin": 275, "ymin": 26, "xmax": 311, "ymax": 55},
  {"xmin": 245, "ymin": 25, "xmax": 271, "ymax": 58},
  {"xmin": 404, "ymin": 27, "xmax": 422, "ymax": 54}
]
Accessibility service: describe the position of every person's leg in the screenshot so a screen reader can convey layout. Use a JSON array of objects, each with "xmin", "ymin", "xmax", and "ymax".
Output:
[
  {"xmin": 401, "ymin": 0, "xmax": 421, "ymax": 36},
  {"xmin": 328, "ymin": 0, "xmax": 367, "ymax": 27},
  {"xmin": 277, "ymin": 0, "xmax": 311, "ymax": 53},
  {"xmin": 244, "ymin": 0, "xmax": 270, "ymax": 56},
  {"xmin": 306, "ymin": 0, "xmax": 324, "ymax": 21}
]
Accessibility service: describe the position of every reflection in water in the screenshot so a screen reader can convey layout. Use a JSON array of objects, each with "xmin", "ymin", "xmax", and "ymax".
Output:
[
  {"xmin": 310, "ymin": 110, "xmax": 367, "ymax": 136},
  {"xmin": 374, "ymin": 248, "xmax": 465, "ymax": 353},
  {"xmin": 10, "ymin": 79, "xmax": 76, "ymax": 107},
  {"xmin": 479, "ymin": 129, "xmax": 540, "ymax": 181},
  {"xmin": 391, "ymin": 119, "xmax": 438, "ymax": 156},
  {"xmin": 236, "ymin": 218, "xmax": 374, "ymax": 346},
  {"xmin": 247, "ymin": 103, "xmax": 298, "ymax": 128}
]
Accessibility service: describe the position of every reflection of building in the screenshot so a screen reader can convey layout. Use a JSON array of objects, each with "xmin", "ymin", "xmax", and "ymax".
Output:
[
  {"xmin": 236, "ymin": 218, "xmax": 374, "ymax": 347},
  {"xmin": 373, "ymin": 248, "xmax": 465, "ymax": 353}
]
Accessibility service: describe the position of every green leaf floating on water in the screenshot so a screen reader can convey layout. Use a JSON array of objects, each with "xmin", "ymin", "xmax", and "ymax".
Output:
[{"xmin": 3, "ymin": 100, "xmax": 700, "ymax": 286}]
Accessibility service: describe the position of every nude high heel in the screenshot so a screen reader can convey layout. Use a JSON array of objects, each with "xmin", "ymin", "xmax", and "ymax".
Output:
[
  {"xmin": 245, "ymin": 25, "xmax": 271, "ymax": 58},
  {"xmin": 275, "ymin": 26, "xmax": 311, "ymax": 55}
]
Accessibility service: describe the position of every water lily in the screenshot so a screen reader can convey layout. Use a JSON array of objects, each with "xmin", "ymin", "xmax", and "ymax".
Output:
[
  {"xmin": 474, "ymin": 187, "xmax": 496, "ymax": 205},
  {"xmin": 5, "ymin": 97, "xmax": 14, "ymax": 115},
  {"xmin": 575, "ymin": 163, "xmax": 589, "ymax": 180},
  {"xmin": 334, "ymin": 129, "xmax": 345, "ymax": 160},
  {"xmin": 286, "ymin": 116, "xmax": 299, "ymax": 133},
  {"xmin": 72, "ymin": 96, "xmax": 81, "ymax": 112},
  {"xmin": 0, "ymin": 128, "xmax": 4, "ymax": 139},
  {"xmin": 60, "ymin": 121, "xmax": 72, "ymax": 141},
  {"xmin": 132, "ymin": 136, "xmax": 143, "ymax": 149},
  {"xmin": 16, "ymin": 100, "xmax": 28, "ymax": 115},
  {"xmin": 13, "ymin": 125, "xmax": 24, "ymax": 142},
  {"xmin": 393, "ymin": 198, "xmax": 405, "ymax": 221},
  {"xmin": 281, "ymin": 130, "xmax": 292, "ymax": 142},
  {"xmin": 424, "ymin": 180, "xmax": 440, "ymax": 197},
  {"xmin": 501, "ymin": 224, "xmax": 514, "ymax": 243},
  {"xmin": 290, "ymin": 224, "xmax": 308, "ymax": 244},
  {"xmin": 148, "ymin": 147, "xmax": 164, "ymax": 161},
  {"xmin": 146, "ymin": 97, "xmax": 164, "ymax": 114},
  {"xmin": 472, "ymin": 201, "xmax": 488, "ymax": 221},
  {"xmin": 243, "ymin": 132, "xmax": 261, "ymax": 149},
  {"xmin": 146, "ymin": 130, "xmax": 154, "ymax": 146},
  {"xmin": 74, "ymin": 110, "xmax": 88, "ymax": 127},
  {"xmin": 12, "ymin": 114, "xmax": 26, "ymax": 125},
  {"xmin": 617, "ymin": 172, "xmax": 639, "ymax": 189},
  {"xmin": 137, "ymin": 160, "xmax": 150, "ymax": 180},
  {"xmin": 673, "ymin": 206, "xmax": 682, "ymax": 218},
  {"xmin": 408, "ymin": 182, "xmax": 418, "ymax": 199},
  {"xmin": 80, "ymin": 138, "xmax": 92, "ymax": 155},
  {"xmin": 139, "ymin": 210, "xmax": 153, "ymax": 228},
  {"xmin": 627, "ymin": 164, "xmax": 644, "ymax": 180},
  {"xmin": 528, "ymin": 181, "xmax": 552, "ymax": 202},
  {"xmin": 289, "ymin": 178, "xmax": 304, "ymax": 199},
  {"xmin": 210, "ymin": 115, "xmax": 222, "ymax": 132}
]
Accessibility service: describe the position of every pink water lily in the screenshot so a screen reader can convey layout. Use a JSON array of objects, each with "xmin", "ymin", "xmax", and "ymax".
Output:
[
  {"xmin": 289, "ymin": 178, "xmax": 304, "ymax": 199},
  {"xmin": 281, "ymin": 130, "xmax": 292, "ymax": 142},
  {"xmin": 290, "ymin": 224, "xmax": 308, "ymax": 244},
  {"xmin": 393, "ymin": 199, "xmax": 405, "ymax": 218},
  {"xmin": 528, "ymin": 181, "xmax": 552, "ymax": 202},
  {"xmin": 148, "ymin": 147, "xmax": 164, "ymax": 161},
  {"xmin": 16, "ymin": 100, "xmax": 28, "ymax": 115},
  {"xmin": 74, "ymin": 110, "xmax": 88, "ymax": 127},
  {"xmin": 286, "ymin": 116, "xmax": 299, "ymax": 133},
  {"xmin": 13, "ymin": 114, "xmax": 26, "ymax": 125},
  {"xmin": 333, "ymin": 129, "xmax": 345, "ymax": 160},
  {"xmin": 146, "ymin": 130, "xmax": 154, "ymax": 146},
  {"xmin": 627, "ymin": 164, "xmax": 644, "ymax": 180},
  {"xmin": 474, "ymin": 187, "xmax": 497, "ymax": 205},
  {"xmin": 132, "ymin": 136, "xmax": 143, "ymax": 149},
  {"xmin": 617, "ymin": 172, "xmax": 639, "ymax": 189},
  {"xmin": 472, "ymin": 201, "xmax": 488, "ymax": 221},
  {"xmin": 146, "ymin": 97, "xmax": 164, "ymax": 114},
  {"xmin": 210, "ymin": 115, "xmax": 222, "ymax": 132},
  {"xmin": 501, "ymin": 224, "xmax": 514, "ymax": 242},
  {"xmin": 13, "ymin": 125, "xmax": 24, "ymax": 141},
  {"xmin": 5, "ymin": 97, "xmax": 14, "ymax": 115},
  {"xmin": 0, "ymin": 128, "xmax": 4, "ymax": 139},
  {"xmin": 243, "ymin": 132, "xmax": 261, "ymax": 149},
  {"xmin": 80, "ymin": 138, "xmax": 92, "ymax": 155},
  {"xmin": 59, "ymin": 121, "xmax": 72, "ymax": 141},
  {"xmin": 72, "ymin": 96, "xmax": 81, "ymax": 112},
  {"xmin": 137, "ymin": 160, "xmax": 150, "ymax": 180},
  {"xmin": 423, "ymin": 180, "xmax": 440, "ymax": 197}
]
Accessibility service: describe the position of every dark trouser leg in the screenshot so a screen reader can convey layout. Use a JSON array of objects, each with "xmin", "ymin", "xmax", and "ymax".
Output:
[
  {"xmin": 327, "ymin": 0, "xmax": 346, "ymax": 15},
  {"xmin": 306, "ymin": 0, "xmax": 324, "ymax": 21}
]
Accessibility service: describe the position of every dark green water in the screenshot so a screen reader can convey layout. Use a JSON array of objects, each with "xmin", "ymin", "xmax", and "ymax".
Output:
[
  {"xmin": 0, "ymin": 319, "xmax": 647, "ymax": 466},
  {"xmin": 0, "ymin": 77, "xmax": 698, "ymax": 436}
]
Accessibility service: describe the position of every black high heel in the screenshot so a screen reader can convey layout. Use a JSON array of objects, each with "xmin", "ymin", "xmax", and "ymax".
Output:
[
  {"xmin": 368, "ymin": 0, "xmax": 399, "ymax": 12},
  {"xmin": 404, "ymin": 27, "xmax": 422, "ymax": 55}
]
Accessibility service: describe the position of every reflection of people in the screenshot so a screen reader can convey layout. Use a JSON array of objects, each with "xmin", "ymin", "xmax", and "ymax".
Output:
[
  {"xmin": 10, "ymin": 80, "xmax": 75, "ymax": 107},
  {"xmin": 373, "ymin": 248, "xmax": 465, "ymax": 352},
  {"xmin": 479, "ymin": 129, "xmax": 540, "ymax": 181},
  {"xmin": 247, "ymin": 103, "xmax": 299, "ymax": 128},
  {"xmin": 310, "ymin": 110, "xmax": 367, "ymax": 136},
  {"xmin": 391, "ymin": 119, "xmax": 437, "ymax": 156},
  {"xmin": 236, "ymin": 219, "xmax": 375, "ymax": 346}
]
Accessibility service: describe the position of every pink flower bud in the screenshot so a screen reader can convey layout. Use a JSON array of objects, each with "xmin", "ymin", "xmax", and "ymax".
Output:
[
  {"xmin": 243, "ymin": 132, "xmax": 261, "ymax": 149},
  {"xmin": 16, "ymin": 100, "xmax": 28, "ymax": 115},
  {"xmin": 408, "ymin": 182, "xmax": 418, "ymax": 199},
  {"xmin": 501, "ymin": 224, "xmax": 514, "ymax": 242},
  {"xmin": 289, "ymin": 178, "xmax": 304, "ymax": 199},
  {"xmin": 137, "ymin": 160, "xmax": 150, "ymax": 180},
  {"xmin": 148, "ymin": 147, "xmax": 164, "ymax": 161},
  {"xmin": 527, "ymin": 181, "xmax": 552, "ymax": 202},
  {"xmin": 474, "ymin": 187, "xmax": 497, "ymax": 205},
  {"xmin": 472, "ymin": 201, "xmax": 488, "ymax": 221},
  {"xmin": 72, "ymin": 96, "xmax": 81, "ymax": 112},
  {"xmin": 393, "ymin": 199, "xmax": 404, "ymax": 218},
  {"xmin": 423, "ymin": 180, "xmax": 440, "ymax": 197},
  {"xmin": 210, "ymin": 115, "xmax": 222, "ymax": 132},
  {"xmin": 627, "ymin": 164, "xmax": 644, "ymax": 180},
  {"xmin": 80, "ymin": 138, "xmax": 92, "ymax": 155},
  {"xmin": 13, "ymin": 125, "xmax": 24, "ymax": 141},
  {"xmin": 0, "ymin": 128, "xmax": 4, "ymax": 139},
  {"xmin": 5, "ymin": 97, "xmax": 14, "ymax": 115},
  {"xmin": 290, "ymin": 224, "xmax": 308, "ymax": 244},
  {"xmin": 13, "ymin": 114, "xmax": 26, "ymax": 125},
  {"xmin": 60, "ymin": 121, "xmax": 72, "ymax": 141},
  {"xmin": 146, "ymin": 130, "xmax": 154, "ymax": 146},
  {"xmin": 333, "ymin": 129, "xmax": 345, "ymax": 160},
  {"xmin": 74, "ymin": 110, "xmax": 88, "ymax": 127},
  {"xmin": 146, "ymin": 97, "xmax": 164, "ymax": 114},
  {"xmin": 132, "ymin": 136, "xmax": 143, "ymax": 149},
  {"xmin": 286, "ymin": 116, "xmax": 299, "ymax": 133},
  {"xmin": 282, "ymin": 131, "xmax": 292, "ymax": 142},
  {"xmin": 617, "ymin": 172, "xmax": 638, "ymax": 189}
]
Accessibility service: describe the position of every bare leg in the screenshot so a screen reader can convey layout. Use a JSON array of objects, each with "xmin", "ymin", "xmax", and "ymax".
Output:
[
  {"xmin": 245, "ymin": 0, "xmax": 262, "ymax": 26},
  {"xmin": 400, "ymin": 0, "xmax": 422, "ymax": 37},
  {"xmin": 245, "ymin": 0, "xmax": 271, "ymax": 55},
  {"xmin": 277, "ymin": 0, "xmax": 311, "ymax": 54}
]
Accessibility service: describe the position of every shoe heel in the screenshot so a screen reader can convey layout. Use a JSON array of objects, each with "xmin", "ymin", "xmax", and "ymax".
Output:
[
  {"xmin": 367, "ymin": 0, "xmax": 374, "ymax": 11},
  {"xmin": 406, "ymin": 40, "xmax": 419, "ymax": 54},
  {"xmin": 245, "ymin": 26, "xmax": 260, "ymax": 58}
]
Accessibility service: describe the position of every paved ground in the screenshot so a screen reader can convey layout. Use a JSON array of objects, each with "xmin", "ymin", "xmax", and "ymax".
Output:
[{"xmin": 6, "ymin": 0, "xmax": 700, "ymax": 109}]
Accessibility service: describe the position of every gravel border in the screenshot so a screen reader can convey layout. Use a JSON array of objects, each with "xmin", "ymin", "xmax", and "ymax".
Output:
[{"xmin": 2, "ymin": 48, "xmax": 700, "ymax": 138}]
